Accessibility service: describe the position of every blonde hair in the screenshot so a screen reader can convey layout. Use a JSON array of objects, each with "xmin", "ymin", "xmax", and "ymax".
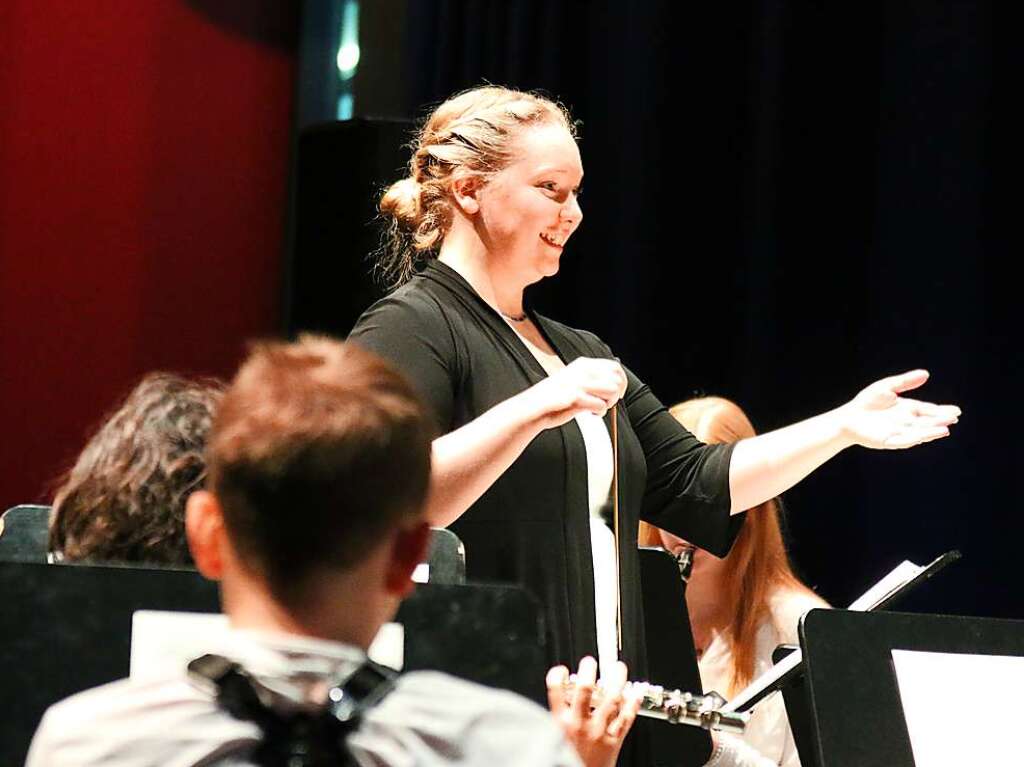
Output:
[
  {"xmin": 376, "ymin": 85, "xmax": 576, "ymax": 288},
  {"xmin": 638, "ymin": 397, "xmax": 824, "ymax": 694}
]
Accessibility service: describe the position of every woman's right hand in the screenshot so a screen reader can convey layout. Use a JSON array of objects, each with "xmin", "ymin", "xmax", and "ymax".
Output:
[{"xmin": 526, "ymin": 357, "xmax": 628, "ymax": 429}]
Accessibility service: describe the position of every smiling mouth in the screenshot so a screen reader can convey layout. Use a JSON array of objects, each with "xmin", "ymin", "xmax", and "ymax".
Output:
[{"xmin": 540, "ymin": 232, "xmax": 566, "ymax": 248}]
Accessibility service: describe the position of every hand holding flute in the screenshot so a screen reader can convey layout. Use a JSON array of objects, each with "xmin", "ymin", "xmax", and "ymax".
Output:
[
  {"xmin": 549, "ymin": 656, "xmax": 750, "ymax": 735},
  {"xmin": 546, "ymin": 657, "xmax": 641, "ymax": 767}
]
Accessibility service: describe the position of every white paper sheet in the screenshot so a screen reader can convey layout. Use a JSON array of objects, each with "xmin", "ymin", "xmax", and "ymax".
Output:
[
  {"xmin": 130, "ymin": 611, "xmax": 231, "ymax": 677},
  {"xmin": 891, "ymin": 649, "xmax": 1024, "ymax": 766},
  {"xmin": 847, "ymin": 560, "xmax": 923, "ymax": 611},
  {"xmin": 130, "ymin": 610, "xmax": 405, "ymax": 676}
]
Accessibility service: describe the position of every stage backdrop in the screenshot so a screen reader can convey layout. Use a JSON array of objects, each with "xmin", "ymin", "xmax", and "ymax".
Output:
[
  {"xmin": 4, "ymin": 2, "xmax": 1020, "ymax": 622},
  {"xmin": 288, "ymin": 1, "xmax": 1021, "ymax": 619},
  {"xmin": 398, "ymin": 1, "xmax": 1022, "ymax": 619},
  {"xmin": 0, "ymin": 2, "xmax": 299, "ymax": 510}
]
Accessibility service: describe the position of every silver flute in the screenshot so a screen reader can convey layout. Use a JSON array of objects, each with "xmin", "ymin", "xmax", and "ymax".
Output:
[{"xmin": 561, "ymin": 678, "xmax": 749, "ymax": 734}]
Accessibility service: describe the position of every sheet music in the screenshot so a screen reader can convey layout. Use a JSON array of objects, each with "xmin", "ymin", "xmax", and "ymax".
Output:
[
  {"xmin": 130, "ymin": 610, "xmax": 405, "ymax": 676},
  {"xmin": 847, "ymin": 559, "xmax": 924, "ymax": 611},
  {"xmin": 721, "ymin": 558, "xmax": 926, "ymax": 713},
  {"xmin": 892, "ymin": 649, "xmax": 1024, "ymax": 766}
]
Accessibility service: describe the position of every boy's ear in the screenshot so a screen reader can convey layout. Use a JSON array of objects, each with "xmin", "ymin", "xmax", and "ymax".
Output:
[
  {"xmin": 384, "ymin": 521, "xmax": 431, "ymax": 597},
  {"xmin": 185, "ymin": 490, "xmax": 227, "ymax": 581}
]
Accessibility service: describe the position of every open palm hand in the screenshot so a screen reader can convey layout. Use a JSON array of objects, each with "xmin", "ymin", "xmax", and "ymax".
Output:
[{"xmin": 842, "ymin": 370, "xmax": 960, "ymax": 449}]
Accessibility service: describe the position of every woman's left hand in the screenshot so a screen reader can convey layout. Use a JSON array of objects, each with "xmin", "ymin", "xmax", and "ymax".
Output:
[{"xmin": 839, "ymin": 369, "xmax": 960, "ymax": 449}]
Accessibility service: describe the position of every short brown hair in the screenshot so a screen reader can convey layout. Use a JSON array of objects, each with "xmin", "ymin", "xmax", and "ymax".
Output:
[
  {"xmin": 50, "ymin": 373, "xmax": 224, "ymax": 565},
  {"xmin": 208, "ymin": 337, "xmax": 433, "ymax": 603}
]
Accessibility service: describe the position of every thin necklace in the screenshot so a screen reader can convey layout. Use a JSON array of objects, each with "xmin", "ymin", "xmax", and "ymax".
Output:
[{"xmin": 500, "ymin": 309, "xmax": 528, "ymax": 322}]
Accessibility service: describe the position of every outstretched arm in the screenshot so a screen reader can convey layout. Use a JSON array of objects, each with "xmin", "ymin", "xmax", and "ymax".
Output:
[{"xmin": 727, "ymin": 369, "xmax": 960, "ymax": 513}]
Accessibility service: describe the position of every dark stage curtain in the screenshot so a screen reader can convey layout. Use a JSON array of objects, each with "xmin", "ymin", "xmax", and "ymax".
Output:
[{"xmin": 388, "ymin": 1, "xmax": 1021, "ymax": 618}]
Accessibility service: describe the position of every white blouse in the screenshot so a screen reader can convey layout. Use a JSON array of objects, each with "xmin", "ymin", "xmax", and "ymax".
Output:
[{"xmin": 702, "ymin": 588, "xmax": 828, "ymax": 767}]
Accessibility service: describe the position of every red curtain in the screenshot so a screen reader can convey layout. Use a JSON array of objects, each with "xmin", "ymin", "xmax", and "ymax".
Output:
[{"xmin": 0, "ymin": 2, "xmax": 297, "ymax": 507}]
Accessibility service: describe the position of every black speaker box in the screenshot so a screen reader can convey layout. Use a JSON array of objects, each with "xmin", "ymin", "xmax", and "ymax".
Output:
[{"xmin": 285, "ymin": 118, "xmax": 413, "ymax": 338}]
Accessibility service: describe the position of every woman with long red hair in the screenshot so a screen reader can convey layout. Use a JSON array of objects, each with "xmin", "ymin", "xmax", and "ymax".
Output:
[{"xmin": 640, "ymin": 397, "xmax": 827, "ymax": 767}]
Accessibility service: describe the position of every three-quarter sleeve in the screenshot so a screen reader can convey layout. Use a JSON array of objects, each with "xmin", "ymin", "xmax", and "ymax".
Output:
[
  {"xmin": 622, "ymin": 365, "xmax": 743, "ymax": 558},
  {"xmin": 348, "ymin": 293, "xmax": 458, "ymax": 432}
]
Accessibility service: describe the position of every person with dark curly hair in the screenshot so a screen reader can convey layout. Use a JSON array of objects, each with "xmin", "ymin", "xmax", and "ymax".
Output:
[{"xmin": 48, "ymin": 372, "xmax": 225, "ymax": 566}]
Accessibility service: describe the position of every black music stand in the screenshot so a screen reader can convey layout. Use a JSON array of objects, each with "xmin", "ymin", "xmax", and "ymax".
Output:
[
  {"xmin": 783, "ymin": 609, "xmax": 1024, "ymax": 767},
  {"xmin": 0, "ymin": 561, "xmax": 545, "ymax": 766},
  {"xmin": 638, "ymin": 546, "xmax": 712, "ymax": 767},
  {"xmin": 425, "ymin": 527, "xmax": 466, "ymax": 584},
  {"xmin": 0, "ymin": 504, "xmax": 50, "ymax": 562},
  {"xmin": 0, "ymin": 561, "xmax": 220, "ymax": 765},
  {"xmin": 771, "ymin": 643, "xmax": 818, "ymax": 767},
  {"xmin": 736, "ymin": 550, "xmax": 961, "ymax": 715}
]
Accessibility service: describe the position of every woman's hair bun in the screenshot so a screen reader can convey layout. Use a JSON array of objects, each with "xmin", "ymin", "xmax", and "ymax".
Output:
[{"xmin": 379, "ymin": 177, "xmax": 422, "ymax": 229}]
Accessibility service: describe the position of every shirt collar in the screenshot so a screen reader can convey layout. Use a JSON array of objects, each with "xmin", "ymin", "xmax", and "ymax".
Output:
[{"xmin": 215, "ymin": 627, "xmax": 367, "ymax": 678}]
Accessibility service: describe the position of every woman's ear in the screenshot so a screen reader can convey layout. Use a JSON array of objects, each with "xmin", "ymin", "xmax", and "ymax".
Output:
[
  {"xmin": 450, "ymin": 172, "xmax": 481, "ymax": 215},
  {"xmin": 185, "ymin": 490, "xmax": 227, "ymax": 581}
]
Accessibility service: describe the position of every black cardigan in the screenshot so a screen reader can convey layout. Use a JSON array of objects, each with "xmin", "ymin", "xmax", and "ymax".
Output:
[{"xmin": 350, "ymin": 260, "xmax": 740, "ymax": 671}]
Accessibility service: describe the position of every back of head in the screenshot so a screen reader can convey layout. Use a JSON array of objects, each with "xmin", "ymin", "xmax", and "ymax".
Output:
[
  {"xmin": 50, "ymin": 373, "xmax": 223, "ymax": 565},
  {"xmin": 207, "ymin": 337, "xmax": 433, "ymax": 604},
  {"xmin": 377, "ymin": 85, "xmax": 576, "ymax": 287}
]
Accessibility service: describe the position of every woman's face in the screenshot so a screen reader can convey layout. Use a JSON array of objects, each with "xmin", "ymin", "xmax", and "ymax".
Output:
[
  {"xmin": 473, "ymin": 123, "xmax": 583, "ymax": 284},
  {"xmin": 656, "ymin": 528, "xmax": 729, "ymax": 584}
]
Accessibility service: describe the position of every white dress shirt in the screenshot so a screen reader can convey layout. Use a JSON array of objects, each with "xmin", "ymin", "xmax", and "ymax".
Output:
[{"xmin": 26, "ymin": 627, "xmax": 583, "ymax": 767}]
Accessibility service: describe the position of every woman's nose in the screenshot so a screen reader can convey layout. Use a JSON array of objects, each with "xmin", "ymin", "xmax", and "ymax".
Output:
[{"xmin": 561, "ymin": 194, "xmax": 582, "ymax": 225}]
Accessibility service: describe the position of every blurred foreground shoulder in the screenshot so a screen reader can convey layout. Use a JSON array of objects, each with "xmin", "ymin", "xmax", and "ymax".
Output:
[{"xmin": 355, "ymin": 670, "xmax": 583, "ymax": 767}]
